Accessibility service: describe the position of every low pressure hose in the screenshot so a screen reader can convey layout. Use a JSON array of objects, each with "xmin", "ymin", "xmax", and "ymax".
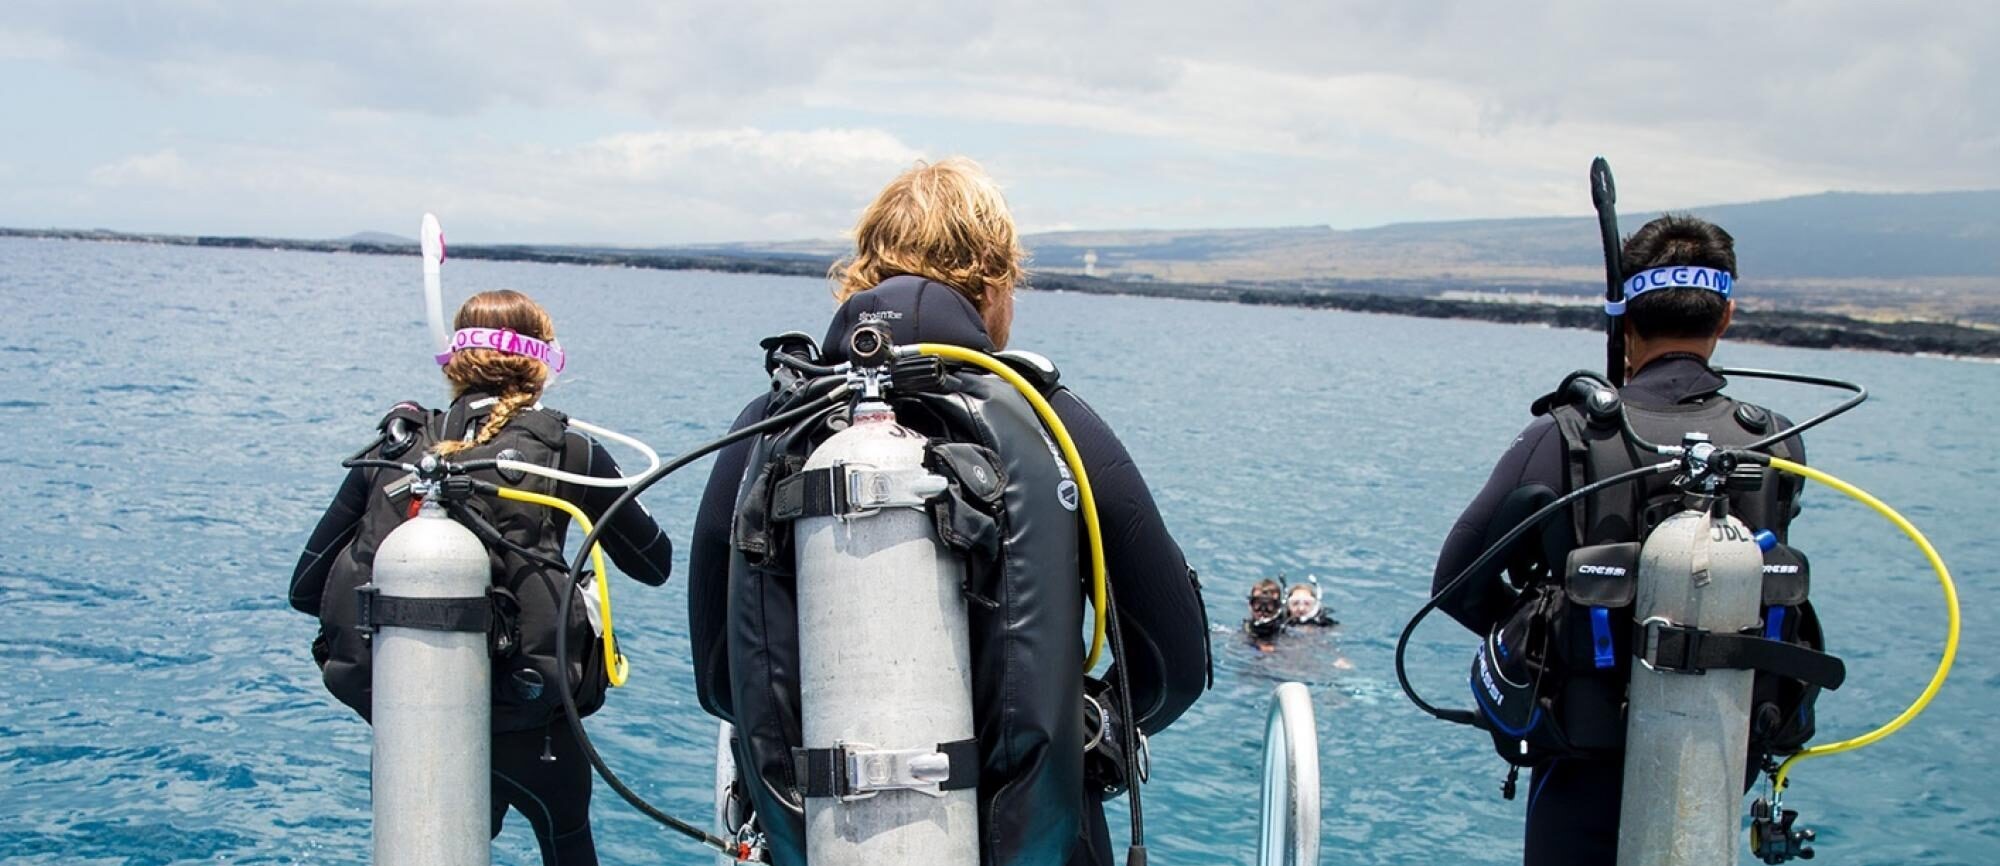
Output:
[
  {"xmin": 1749, "ymin": 455, "xmax": 1962, "ymax": 792},
  {"xmin": 494, "ymin": 486, "xmax": 629, "ymax": 688},
  {"xmin": 913, "ymin": 343, "xmax": 1111, "ymax": 672},
  {"xmin": 494, "ymin": 417, "xmax": 664, "ymax": 489}
]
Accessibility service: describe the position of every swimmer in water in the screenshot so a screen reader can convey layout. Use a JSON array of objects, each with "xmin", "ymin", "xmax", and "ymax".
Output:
[
  {"xmin": 1285, "ymin": 576, "xmax": 1338, "ymax": 628},
  {"xmin": 1244, "ymin": 578, "xmax": 1286, "ymax": 641}
]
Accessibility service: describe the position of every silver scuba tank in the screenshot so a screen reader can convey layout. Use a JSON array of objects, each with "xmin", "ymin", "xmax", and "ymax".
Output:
[
  {"xmin": 1616, "ymin": 505, "xmax": 1763, "ymax": 866},
  {"xmin": 793, "ymin": 399, "xmax": 978, "ymax": 866},
  {"xmin": 368, "ymin": 500, "xmax": 493, "ymax": 866}
]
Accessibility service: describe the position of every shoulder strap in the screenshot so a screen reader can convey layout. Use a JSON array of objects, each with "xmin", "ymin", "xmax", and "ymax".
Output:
[
  {"xmin": 374, "ymin": 401, "xmax": 436, "ymax": 460},
  {"xmin": 993, "ymin": 350, "xmax": 1062, "ymax": 393},
  {"xmin": 506, "ymin": 407, "xmax": 569, "ymax": 449}
]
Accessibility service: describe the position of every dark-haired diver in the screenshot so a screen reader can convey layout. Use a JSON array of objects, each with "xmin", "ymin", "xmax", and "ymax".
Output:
[
  {"xmin": 1244, "ymin": 579, "xmax": 1287, "ymax": 642},
  {"xmin": 1430, "ymin": 214, "xmax": 1824, "ymax": 866}
]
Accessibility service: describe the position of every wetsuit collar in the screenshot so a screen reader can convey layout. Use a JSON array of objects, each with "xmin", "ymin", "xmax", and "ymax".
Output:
[
  {"xmin": 821, "ymin": 275, "xmax": 994, "ymax": 362},
  {"xmin": 1623, "ymin": 352, "xmax": 1726, "ymax": 407},
  {"xmin": 441, "ymin": 389, "xmax": 547, "ymax": 441}
]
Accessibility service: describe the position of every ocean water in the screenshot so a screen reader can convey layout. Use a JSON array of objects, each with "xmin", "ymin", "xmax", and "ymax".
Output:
[{"xmin": 0, "ymin": 236, "xmax": 1992, "ymax": 866}]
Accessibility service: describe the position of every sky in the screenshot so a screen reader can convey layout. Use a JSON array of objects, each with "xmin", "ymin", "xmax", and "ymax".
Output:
[{"xmin": 2, "ymin": 1, "xmax": 1995, "ymax": 245}]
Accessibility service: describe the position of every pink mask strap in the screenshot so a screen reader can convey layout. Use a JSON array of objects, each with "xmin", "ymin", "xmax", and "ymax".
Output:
[{"xmin": 435, "ymin": 327, "xmax": 567, "ymax": 374}]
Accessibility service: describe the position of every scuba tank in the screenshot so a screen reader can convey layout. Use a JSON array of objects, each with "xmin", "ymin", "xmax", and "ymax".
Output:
[
  {"xmin": 366, "ymin": 493, "xmax": 494, "ymax": 866},
  {"xmin": 791, "ymin": 329, "xmax": 978, "ymax": 866},
  {"xmin": 1616, "ymin": 483, "xmax": 1764, "ymax": 866}
]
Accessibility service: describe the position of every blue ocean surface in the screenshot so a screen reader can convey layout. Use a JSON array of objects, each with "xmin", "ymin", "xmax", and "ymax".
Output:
[{"xmin": 0, "ymin": 236, "xmax": 1992, "ymax": 865}]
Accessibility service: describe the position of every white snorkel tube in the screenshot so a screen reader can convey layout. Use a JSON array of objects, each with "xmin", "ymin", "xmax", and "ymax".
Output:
[
  {"xmin": 418, "ymin": 212, "xmax": 659, "ymax": 487},
  {"xmin": 422, "ymin": 213, "xmax": 451, "ymax": 361}
]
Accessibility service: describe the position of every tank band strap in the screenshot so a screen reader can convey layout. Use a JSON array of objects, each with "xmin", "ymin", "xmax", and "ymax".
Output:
[
  {"xmin": 792, "ymin": 738, "xmax": 980, "ymax": 800},
  {"xmin": 355, "ymin": 585, "xmax": 493, "ymax": 635},
  {"xmin": 770, "ymin": 464, "xmax": 948, "ymax": 521},
  {"xmin": 1633, "ymin": 617, "xmax": 1846, "ymax": 690}
]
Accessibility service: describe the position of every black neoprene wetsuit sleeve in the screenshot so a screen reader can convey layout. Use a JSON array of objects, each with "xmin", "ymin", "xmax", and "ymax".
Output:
[
  {"xmin": 1049, "ymin": 389, "xmax": 1210, "ymax": 734},
  {"xmin": 567, "ymin": 432, "xmax": 673, "ymax": 587},
  {"xmin": 290, "ymin": 466, "xmax": 370, "ymax": 616},
  {"xmin": 1430, "ymin": 415, "xmax": 1566, "ymax": 636},
  {"xmin": 687, "ymin": 397, "xmax": 769, "ymax": 720}
]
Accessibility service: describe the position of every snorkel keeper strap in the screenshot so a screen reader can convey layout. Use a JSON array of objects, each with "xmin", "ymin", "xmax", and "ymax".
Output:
[
  {"xmin": 1605, "ymin": 266, "xmax": 1734, "ymax": 315},
  {"xmin": 436, "ymin": 327, "xmax": 567, "ymax": 374}
]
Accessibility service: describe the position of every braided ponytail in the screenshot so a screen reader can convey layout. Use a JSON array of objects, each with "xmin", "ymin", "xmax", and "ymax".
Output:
[{"xmin": 430, "ymin": 290, "xmax": 556, "ymax": 457}]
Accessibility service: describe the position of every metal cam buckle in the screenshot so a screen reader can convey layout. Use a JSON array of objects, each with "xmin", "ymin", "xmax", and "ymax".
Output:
[
  {"xmin": 1637, "ymin": 616, "xmax": 1705, "ymax": 674},
  {"xmin": 837, "ymin": 466, "xmax": 948, "ymax": 519},
  {"xmin": 837, "ymin": 741, "xmax": 953, "ymax": 801},
  {"xmin": 1637, "ymin": 616, "xmax": 1671, "ymax": 672}
]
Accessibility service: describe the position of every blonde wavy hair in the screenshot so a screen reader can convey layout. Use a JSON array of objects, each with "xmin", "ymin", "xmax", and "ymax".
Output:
[
  {"xmin": 832, "ymin": 157, "xmax": 1026, "ymax": 347},
  {"xmin": 431, "ymin": 289, "xmax": 555, "ymax": 456}
]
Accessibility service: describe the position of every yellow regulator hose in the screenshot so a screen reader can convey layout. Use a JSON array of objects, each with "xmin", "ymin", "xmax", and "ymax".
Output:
[
  {"xmin": 915, "ymin": 344, "xmax": 1111, "ymax": 672},
  {"xmin": 1765, "ymin": 457, "xmax": 1961, "ymax": 791},
  {"xmin": 494, "ymin": 486, "xmax": 629, "ymax": 688}
]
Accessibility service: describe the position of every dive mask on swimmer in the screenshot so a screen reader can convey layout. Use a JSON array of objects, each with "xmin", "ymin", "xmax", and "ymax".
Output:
[{"xmin": 1246, "ymin": 586, "xmax": 1286, "ymax": 639}]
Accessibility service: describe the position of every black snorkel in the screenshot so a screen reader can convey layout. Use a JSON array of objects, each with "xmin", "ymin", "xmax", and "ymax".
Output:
[{"xmin": 1591, "ymin": 157, "xmax": 1625, "ymax": 386}]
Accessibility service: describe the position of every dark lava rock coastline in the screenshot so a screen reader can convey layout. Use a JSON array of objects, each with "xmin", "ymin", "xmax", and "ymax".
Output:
[{"xmin": 9, "ymin": 227, "xmax": 1993, "ymax": 358}]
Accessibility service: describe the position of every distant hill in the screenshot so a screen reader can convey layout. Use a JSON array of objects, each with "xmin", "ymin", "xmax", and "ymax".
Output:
[
  {"xmin": 1022, "ymin": 190, "xmax": 2000, "ymax": 280},
  {"xmin": 1012, "ymin": 190, "xmax": 2000, "ymax": 322}
]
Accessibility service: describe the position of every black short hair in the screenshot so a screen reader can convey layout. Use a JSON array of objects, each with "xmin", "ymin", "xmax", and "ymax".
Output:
[{"xmin": 1620, "ymin": 214, "xmax": 1736, "ymax": 340}]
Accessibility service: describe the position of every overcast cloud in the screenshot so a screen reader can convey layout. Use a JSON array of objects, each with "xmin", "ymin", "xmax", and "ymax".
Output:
[{"xmin": 3, "ymin": 1, "xmax": 1994, "ymax": 243}]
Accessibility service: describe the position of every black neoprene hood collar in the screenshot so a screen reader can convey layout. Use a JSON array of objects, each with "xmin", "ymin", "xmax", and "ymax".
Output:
[{"xmin": 820, "ymin": 275, "xmax": 994, "ymax": 362}]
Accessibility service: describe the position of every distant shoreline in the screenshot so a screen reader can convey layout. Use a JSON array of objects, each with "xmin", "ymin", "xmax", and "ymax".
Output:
[{"xmin": 6, "ymin": 226, "xmax": 1995, "ymax": 358}]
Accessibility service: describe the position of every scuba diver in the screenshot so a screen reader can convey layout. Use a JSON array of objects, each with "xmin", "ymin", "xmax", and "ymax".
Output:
[
  {"xmin": 1284, "ymin": 577, "xmax": 1337, "ymax": 628},
  {"xmin": 1245, "ymin": 579, "xmax": 1287, "ymax": 640},
  {"xmin": 287, "ymin": 289, "xmax": 673, "ymax": 866},
  {"xmin": 686, "ymin": 157, "xmax": 1213, "ymax": 866},
  {"xmin": 1429, "ymin": 215, "xmax": 1822, "ymax": 865}
]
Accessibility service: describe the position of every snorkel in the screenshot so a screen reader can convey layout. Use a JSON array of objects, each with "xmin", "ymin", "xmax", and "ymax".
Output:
[
  {"xmin": 1591, "ymin": 158, "xmax": 1625, "ymax": 385},
  {"xmin": 421, "ymin": 213, "xmax": 450, "ymax": 362}
]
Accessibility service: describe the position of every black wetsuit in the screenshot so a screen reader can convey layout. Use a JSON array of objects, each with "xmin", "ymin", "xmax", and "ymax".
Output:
[
  {"xmin": 687, "ymin": 277, "xmax": 1211, "ymax": 865},
  {"xmin": 290, "ymin": 396, "xmax": 673, "ymax": 866},
  {"xmin": 1431, "ymin": 354, "xmax": 1804, "ymax": 866}
]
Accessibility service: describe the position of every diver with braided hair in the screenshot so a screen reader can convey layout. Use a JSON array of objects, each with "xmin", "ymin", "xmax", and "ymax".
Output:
[{"xmin": 288, "ymin": 289, "xmax": 672, "ymax": 866}]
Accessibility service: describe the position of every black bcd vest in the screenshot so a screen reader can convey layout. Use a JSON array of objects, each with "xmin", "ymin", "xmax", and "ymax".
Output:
[
  {"xmin": 1472, "ymin": 377, "xmax": 1829, "ymax": 774},
  {"xmin": 719, "ymin": 356, "xmax": 1084, "ymax": 866},
  {"xmin": 313, "ymin": 399, "xmax": 607, "ymax": 733}
]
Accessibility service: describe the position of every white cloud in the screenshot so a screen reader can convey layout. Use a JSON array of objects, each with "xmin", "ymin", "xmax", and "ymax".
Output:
[
  {"xmin": 52, "ymin": 126, "xmax": 928, "ymax": 243},
  {"xmin": 88, "ymin": 149, "xmax": 192, "ymax": 189},
  {"xmin": 4, "ymin": 0, "xmax": 1995, "ymax": 236}
]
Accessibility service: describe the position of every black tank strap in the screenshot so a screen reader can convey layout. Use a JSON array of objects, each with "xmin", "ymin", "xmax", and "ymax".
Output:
[
  {"xmin": 1633, "ymin": 618, "xmax": 1846, "ymax": 690},
  {"xmin": 771, "ymin": 466, "xmax": 849, "ymax": 521},
  {"xmin": 355, "ymin": 585, "xmax": 492, "ymax": 634}
]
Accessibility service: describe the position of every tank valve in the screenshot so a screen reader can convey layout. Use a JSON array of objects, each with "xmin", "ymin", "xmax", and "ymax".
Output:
[
  {"xmin": 849, "ymin": 321, "xmax": 893, "ymax": 369},
  {"xmin": 1750, "ymin": 797, "xmax": 1816, "ymax": 863}
]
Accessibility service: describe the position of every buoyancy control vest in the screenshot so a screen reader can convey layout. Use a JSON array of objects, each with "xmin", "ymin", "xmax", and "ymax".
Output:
[
  {"xmin": 723, "ymin": 353, "xmax": 1084, "ymax": 866},
  {"xmin": 314, "ymin": 399, "xmax": 607, "ymax": 733},
  {"xmin": 1472, "ymin": 374, "xmax": 1829, "ymax": 771}
]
